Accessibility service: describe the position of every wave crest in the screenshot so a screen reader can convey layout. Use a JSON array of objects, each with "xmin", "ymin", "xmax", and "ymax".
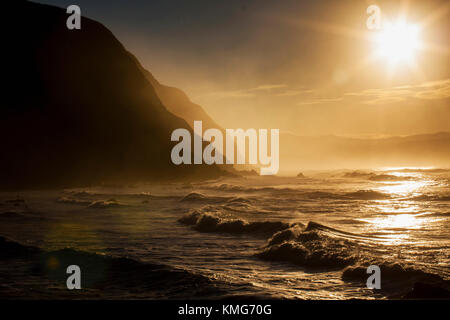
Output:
[
  {"xmin": 257, "ymin": 241, "xmax": 358, "ymax": 269},
  {"xmin": 87, "ymin": 199, "xmax": 122, "ymax": 209},
  {"xmin": 179, "ymin": 210, "xmax": 296, "ymax": 235},
  {"xmin": 258, "ymin": 222, "xmax": 370, "ymax": 269}
]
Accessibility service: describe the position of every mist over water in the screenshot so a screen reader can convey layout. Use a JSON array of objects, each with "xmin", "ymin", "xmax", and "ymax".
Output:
[{"xmin": 0, "ymin": 168, "xmax": 448, "ymax": 299}]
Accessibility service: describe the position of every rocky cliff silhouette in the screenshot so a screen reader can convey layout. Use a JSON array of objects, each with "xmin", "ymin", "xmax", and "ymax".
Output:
[{"xmin": 2, "ymin": 1, "xmax": 225, "ymax": 189}]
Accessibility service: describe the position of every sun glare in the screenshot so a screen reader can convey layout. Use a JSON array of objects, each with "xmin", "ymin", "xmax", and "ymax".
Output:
[{"xmin": 374, "ymin": 20, "xmax": 421, "ymax": 65}]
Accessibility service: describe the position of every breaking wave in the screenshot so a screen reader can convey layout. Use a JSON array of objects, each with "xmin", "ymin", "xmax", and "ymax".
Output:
[
  {"xmin": 180, "ymin": 192, "xmax": 208, "ymax": 202},
  {"xmin": 257, "ymin": 241, "xmax": 358, "ymax": 269},
  {"xmin": 257, "ymin": 222, "xmax": 361, "ymax": 269},
  {"xmin": 254, "ymin": 221, "xmax": 449, "ymax": 296},
  {"xmin": 179, "ymin": 192, "xmax": 229, "ymax": 203},
  {"xmin": 87, "ymin": 199, "xmax": 122, "ymax": 209},
  {"xmin": 178, "ymin": 210, "xmax": 298, "ymax": 236}
]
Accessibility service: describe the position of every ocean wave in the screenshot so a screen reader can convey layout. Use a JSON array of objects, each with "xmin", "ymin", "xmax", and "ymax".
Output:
[
  {"xmin": 205, "ymin": 184, "xmax": 297, "ymax": 194},
  {"xmin": 132, "ymin": 192, "xmax": 178, "ymax": 200},
  {"xmin": 179, "ymin": 192, "xmax": 209, "ymax": 202},
  {"xmin": 258, "ymin": 222, "xmax": 360, "ymax": 269},
  {"xmin": 221, "ymin": 203, "xmax": 253, "ymax": 213},
  {"xmin": 0, "ymin": 236, "xmax": 40, "ymax": 259},
  {"xmin": 0, "ymin": 211, "xmax": 47, "ymax": 221},
  {"xmin": 226, "ymin": 197, "xmax": 252, "ymax": 205},
  {"xmin": 258, "ymin": 221, "xmax": 384, "ymax": 269},
  {"xmin": 396, "ymin": 168, "xmax": 450, "ymax": 173},
  {"xmin": 303, "ymin": 191, "xmax": 344, "ymax": 199},
  {"xmin": 0, "ymin": 236, "xmax": 233, "ymax": 299},
  {"xmin": 4, "ymin": 198, "xmax": 27, "ymax": 204},
  {"xmin": 62, "ymin": 190, "xmax": 98, "ymax": 197},
  {"xmin": 87, "ymin": 199, "xmax": 122, "ymax": 209},
  {"xmin": 332, "ymin": 219, "xmax": 369, "ymax": 225},
  {"xmin": 402, "ymin": 282, "xmax": 450, "ymax": 299},
  {"xmin": 257, "ymin": 240, "xmax": 358, "ymax": 269},
  {"xmin": 57, "ymin": 196, "xmax": 125, "ymax": 208},
  {"xmin": 221, "ymin": 198, "xmax": 274, "ymax": 215},
  {"xmin": 2, "ymin": 198, "xmax": 28, "ymax": 209},
  {"xmin": 343, "ymin": 171, "xmax": 414, "ymax": 182},
  {"xmin": 179, "ymin": 210, "xmax": 296, "ymax": 236},
  {"xmin": 293, "ymin": 189, "xmax": 391, "ymax": 201},
  {"xmin": 303, "ymin": 221, "xmax": 375, "ymax": 239},
  {"xmin": 253, "ymin": 220, "xmax": 448, "ymax": 294},
  {"xmin": 56, "ymin": 197, "xmax": 92, "ymax": 205},
  {"xmin": 266, "ymin": 224, "xmax": 305, "ymax": 246},
  {"xmin": 179, "ymin": 192, "xmax": 228, "ymax": 203},
  {"xmin": 202, "ymin": 183, "xmax": 392, "ymax": 201},
  {"xmin": 344, "ymin": 190, "xmax": 391, "ymax": 200},
  {"xmin": 342, "ymin": 262, "xmax": 444, "ymax": 283},
  {"xmin": 409, "ymin": 194, "xmax": 450, "ymax": 202},
  {"xmin": 343, "ymin": 171, "xmax": 372, "ymax": 178},
  {"xmin": 368, "ymin": 174, "xmax": 413, "ymax": 182},
  {"xmin": 342, "ymin": 261, "xmax": 450, "ymax": 298},
  {"xmin": 208, "ymin": 184, "xmax": 246, "ymax": 192}
]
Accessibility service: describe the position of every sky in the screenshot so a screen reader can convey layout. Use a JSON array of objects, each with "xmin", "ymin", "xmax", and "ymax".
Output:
[{"xmin": 36, "ymin": 0, "xmax": 449, "ymax": 137}]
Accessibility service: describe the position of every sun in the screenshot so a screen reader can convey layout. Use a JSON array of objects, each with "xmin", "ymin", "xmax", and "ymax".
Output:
[{"xmin": 374, "ymin": 20, "xmax": 421, "ymax": 65}]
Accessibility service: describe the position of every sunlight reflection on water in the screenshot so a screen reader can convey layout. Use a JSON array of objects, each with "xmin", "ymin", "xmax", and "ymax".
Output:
[
  {"xmin": 362, "ymin": 171, "xmax": 443, "ymax": 243},
  {"xmin": 363, "ymin": 214, "xmax": 430, "ymax": 230},
  {"xmin": 377, "ymin": 179, "xmax": 429, "ymax": 196}
]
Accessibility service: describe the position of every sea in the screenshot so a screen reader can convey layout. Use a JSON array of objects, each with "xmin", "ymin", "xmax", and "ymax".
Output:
[{"xmin": 0, "ymin": 168, "xmax": 448, "ymax": 299}]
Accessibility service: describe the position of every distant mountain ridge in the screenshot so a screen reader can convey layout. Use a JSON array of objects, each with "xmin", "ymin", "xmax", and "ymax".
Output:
[
  {"xmin": 2, "ymin": 0, "xmax": 225, "ymax": 189},
  {"xmin": 130, "ymin": 58, "xmax": 253, "ymax": 172},
  {"xmin": 140, "ymin": 67, "xmax": 222, "ymax": 132},
  {"xmin": 280, "ymin": 132, "xmax": 450, "ymax": 173}
]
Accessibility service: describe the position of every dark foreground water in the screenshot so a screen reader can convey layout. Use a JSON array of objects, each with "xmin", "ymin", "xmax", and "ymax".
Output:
[{"xmin": 0, "ymin": 168, "xmax": 449, "ymax": 299}]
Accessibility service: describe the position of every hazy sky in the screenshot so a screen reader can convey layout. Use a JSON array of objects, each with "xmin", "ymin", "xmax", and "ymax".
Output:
[{"xmin": 37, "ymin": 0, "xmax": 449, "ymax": 137}]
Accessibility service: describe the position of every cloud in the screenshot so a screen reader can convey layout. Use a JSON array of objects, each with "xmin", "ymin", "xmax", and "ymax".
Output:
[
  {"xmin": 345, "ymin": 78, "xmax": 450, "ymax": 105},
  {"xmin": 296, "ymin": 97, "xmax": 343, "ymax": 105},
  {"xmin": 274, "ymin": 89, "xmax": 314, "ymax": 97},
  {"xmin": 200, "ymin": 79, "xmax": 450, "ymax": 110},
  {"xmin": 203, "ymin": 84, "xmax": 324, "ymax": 101},
  {"xmin": 251, "ymin": 84, "xmax": 288, "ymax": 91},
  {"xmin": 207, "ymin": 90, "xmax": 255, "ymax": 99},
  {"xmin": 204, "ymin": 84, "xmax": 290, "ymax": 99}
]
